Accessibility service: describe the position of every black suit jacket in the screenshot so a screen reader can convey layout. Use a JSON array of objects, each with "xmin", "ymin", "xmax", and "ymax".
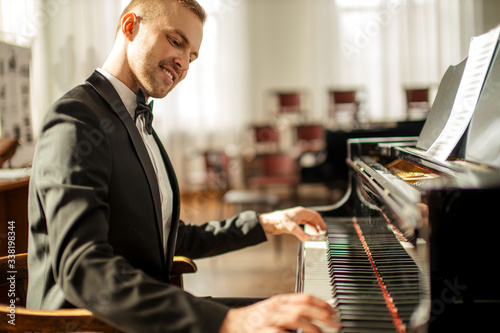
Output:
[{"xmin": 27, "ymin": 71, "xmax": 267, "ymax": 332}]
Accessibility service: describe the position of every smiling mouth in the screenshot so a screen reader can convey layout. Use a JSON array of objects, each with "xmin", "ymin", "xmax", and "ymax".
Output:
[{"xmin": 160, "ymin": 66, "xmax": 174, "ymax": 82}]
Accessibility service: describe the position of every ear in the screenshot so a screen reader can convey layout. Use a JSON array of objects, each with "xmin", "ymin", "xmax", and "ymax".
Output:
[{"xmin": 121, "ymin": 13, "xmax": 138, "ymax": 41}]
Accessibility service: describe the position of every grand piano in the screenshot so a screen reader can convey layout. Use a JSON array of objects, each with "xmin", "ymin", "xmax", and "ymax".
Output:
[{"xmin": 297, "ymin": 29, "xmax": 500, "ymax": 332}]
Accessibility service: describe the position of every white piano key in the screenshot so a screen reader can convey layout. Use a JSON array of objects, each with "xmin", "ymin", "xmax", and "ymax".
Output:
[{"xmin": 302, "ymin": 240, "xmax": 333, "ymax": 301}]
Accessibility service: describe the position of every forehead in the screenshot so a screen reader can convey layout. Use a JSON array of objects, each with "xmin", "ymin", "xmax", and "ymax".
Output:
[{"xmin": 147, "ymin": 2, "xmax": 203, "ymax": 49}]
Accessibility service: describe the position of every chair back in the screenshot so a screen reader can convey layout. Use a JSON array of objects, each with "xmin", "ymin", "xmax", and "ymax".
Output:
[
  {"xmin": 405, "ymin": 88, "xmax": 429, "ymax": 103},
  {"xmin": 266, "ymin": 90, "xmax": 310, "ymax": 123},
  {"xmin": 405, "ymin": 87, "xmax": 430, "ymax": 120},
  {"xmin": 277, "ymin": 92, "xmax": 302, "ymax": 113},
  {"xmin": 249, "ymin": 125, "xmax": 280, "ymax": 154},
  {"xmin": 330, "ymin": 90, "xmax": 357, "ymax": 104},
  {"xmin": 253, "ymin": 126, "xmax": 280, "ymax": 143},
  {"xmin": 328, "ymin": 90, "xmax": 360, "ymax": 129},
  {"xmin": 296, "ymin": 125, "xmax": 325, "ymax": 154}
]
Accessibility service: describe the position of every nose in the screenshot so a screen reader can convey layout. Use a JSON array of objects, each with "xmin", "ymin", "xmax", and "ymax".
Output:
[{"xmin": 174, "ymin": 53, "xmax": 190, "ymax": 72}]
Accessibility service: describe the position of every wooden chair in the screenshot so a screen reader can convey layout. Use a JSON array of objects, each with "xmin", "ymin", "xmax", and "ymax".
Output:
[
  {"xmin": 405, "ymin": 87, "xmax": 430, "ymax": 120},
  {"xmin": 0, "ymin": 253, "xmax": 196, "ymax": 332},
  {"xmin": 221, "ymin": 153, "xmax": 299, "ymax": 215},
  {"xmin": 277, "ymin": 92, "xmax": 302, "ymax": 114},
  {"xmin": 266, "ymin": 90, "xmax": 310, "ymax": 123},
  {"xmin": 243, "ymin": 153, "xmax": 300, "ymax": 206},
  {"xmin": 295, "ymin": 124, "xmax": 325, "ymax": 155},
  {"xmin": 250, "ymin": 125, "xmax": 281, "ymax": 154},
  {"xmin": 328, "ymin": 89, "xmax": 361, "ymax": 129}
]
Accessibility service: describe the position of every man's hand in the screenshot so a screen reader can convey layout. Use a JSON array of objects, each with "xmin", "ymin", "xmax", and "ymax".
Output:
[
  {"xmin": 259, "ymin": 206, "xmax": 326, "ymax": 242},
  {"xmin": 219, "ymin": 293, "xmax": 339, "ymax": 333}
]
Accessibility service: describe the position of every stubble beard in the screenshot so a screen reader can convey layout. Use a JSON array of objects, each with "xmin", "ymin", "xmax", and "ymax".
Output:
[{"xmin": 129, "ymin": 50, "xmax": 172, "ymax": 99}]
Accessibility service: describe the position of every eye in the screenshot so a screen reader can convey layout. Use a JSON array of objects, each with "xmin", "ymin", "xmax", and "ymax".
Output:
[{"xmin": 168, "ymin": 36, "xmax": 181, "ymax": 47}]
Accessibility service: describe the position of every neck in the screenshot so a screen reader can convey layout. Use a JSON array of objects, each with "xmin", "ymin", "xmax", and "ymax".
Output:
[{"xmin": 102, "ymin": 44, "xmax": 138, "ymax": 95}]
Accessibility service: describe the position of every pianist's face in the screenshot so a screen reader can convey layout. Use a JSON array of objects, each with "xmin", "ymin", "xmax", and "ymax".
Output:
[{"xmin": 125, "ymin": 1, "xmax": 203, "ymax": 99}]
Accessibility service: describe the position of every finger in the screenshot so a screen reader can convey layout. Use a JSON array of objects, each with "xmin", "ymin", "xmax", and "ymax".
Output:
[
  {"xmin": 287, "ymin": 316, "xmax": 323, "ymax": 333},
  {"xmin": 269, "ymin": 301, "xmax": 339, "ymax": 332},
  {"xmin": 274, "ymin": 294, "xmax": 338, "ymax": 318},
  {"xmin": 306, "ymin": 210, "xmax": 327, "ymax": 230},
  {"xmin": 301, "ymin": 218, "xmax": 326, "ymax": 233},
  {"xmin": 293, "ymin": 209, "xmax": 326, "ymax": 231},
  {"xmin": 288, "ymin": 223, "xmax": 312, "ymax": 242}
]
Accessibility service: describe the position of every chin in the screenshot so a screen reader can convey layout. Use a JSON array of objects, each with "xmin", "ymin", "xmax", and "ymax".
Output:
[{"xmin": 150, "ymin": 85, "xmax": 174, "ymax": 99}]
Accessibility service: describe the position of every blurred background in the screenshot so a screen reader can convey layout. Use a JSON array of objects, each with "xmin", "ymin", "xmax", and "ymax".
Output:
[{"xmin": 1, "ymin": 0, "xmax": 499, "ymax": 298}]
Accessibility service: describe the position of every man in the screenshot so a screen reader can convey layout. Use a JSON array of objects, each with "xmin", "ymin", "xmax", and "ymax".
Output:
[{"xmin": 27, "ymin": 0, "xmax": 339, "ymax": 332}]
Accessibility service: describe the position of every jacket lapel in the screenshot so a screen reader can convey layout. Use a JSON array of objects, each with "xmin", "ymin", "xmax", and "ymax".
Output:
[
  {"xmin": 85, "ymin": 71, "xmax": 165, "ymax": 262},
  {"xmin": 153, "ymin": 132, "xmax": 181, "ymax": 270}
]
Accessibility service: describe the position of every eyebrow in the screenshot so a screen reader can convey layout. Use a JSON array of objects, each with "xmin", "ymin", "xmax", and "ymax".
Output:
[{"xmin": 175, "ymin": 29, "xmax": 199, "ymax": 60}]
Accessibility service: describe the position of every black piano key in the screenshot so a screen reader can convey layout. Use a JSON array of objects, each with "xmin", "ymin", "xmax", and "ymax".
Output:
[
  {"xmin": 339, "ymin": 327, "xmax": 394, "ymax": 333},
  {"xmin": 340, "ymin": 320, "xmax": 398, "ymax": 330},
  {"xmin": 335, "ymin": 304, "xmax": 394, "ymax": 314},
  {"xmin": 339, "ymin": 313, "xmax": 394, "ymax": 322}
]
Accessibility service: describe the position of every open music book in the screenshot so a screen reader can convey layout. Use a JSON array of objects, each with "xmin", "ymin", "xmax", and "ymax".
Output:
[{"xmin": 416, "ymin": 24, "xmax": 500, "ymax": 167}]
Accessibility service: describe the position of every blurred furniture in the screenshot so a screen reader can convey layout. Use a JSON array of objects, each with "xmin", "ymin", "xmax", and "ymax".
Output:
[
  {"xmin": 250, "ymin": 125, "xmax": 280, "ymax": 153},
  {"xmin": 295, "ymin": 124, "xmax": 325, "ymax": 155},
  {"xmin": 267, "ymin": 90, "xmax": 310, "ymax": 122},
  {"xmin": 203, "ymin": 150, "xmax": 230, "ymax": 192},
  {"xmin": 328, "ymin": 89, "xmax": 361, "ymax": 129},
  {"xmin": 0, "ymin": 137, "xmax": 19, "ymax": 167},
  {"xmin": 405, "ymin": 87, "xmax": 431, "ymax": 120},
  {"xmin": 293, "ymin": 125, "xmax": 328, "ymax": 192},
  {"xmin": 277, "ymin": 91, "xmax": 302, "ymax": 114},
  {"xmin": 184, "ymin": 149, "xmax": 231, "ymax": 194},
  {"xmin": 223, "ymin": 153, "xmax": 299, "ymax": 256},
  {"xmin": 246, "ymin": 153, "xmax": 299, "ymax": 197},
  {"xmin": 222, "ymin": 153, "xmax": 299, "ymax": 214},
  {"xmin": 0, "ymin": 253, "xmax": 196, "ymax": 332}
]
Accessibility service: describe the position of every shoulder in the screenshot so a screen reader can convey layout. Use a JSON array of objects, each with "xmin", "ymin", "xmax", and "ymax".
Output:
[{"xmin": 42, "ymin": 83, "xmax": 117, "ymax": 134}]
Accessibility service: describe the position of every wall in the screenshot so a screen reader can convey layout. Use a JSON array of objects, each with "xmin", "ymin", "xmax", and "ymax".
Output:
[
  {"xmin": 481, "ymin": 0, "xmax": 500, "ymax": 32},
  {"xmin": 244, "ymin": 0, "xmax": 497, "ymax": 125},
  {"xmin": 246, "ymin": 0, "xmax": 321, "ymax": 123}
]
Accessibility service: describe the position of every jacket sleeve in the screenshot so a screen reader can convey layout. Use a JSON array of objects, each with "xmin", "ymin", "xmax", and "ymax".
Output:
[
  {"xmin": 29, "ymin": 98, "xmax": 231, "ymax": 333},
  {"xmin": 174, "ymin": 211, "xmax": 268, "ymax": 259}
]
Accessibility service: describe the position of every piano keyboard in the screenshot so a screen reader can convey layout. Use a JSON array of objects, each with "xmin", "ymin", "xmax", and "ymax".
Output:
[{"xmin": 301, "ymin": 217, "xmax": 421, "ymax": 333}]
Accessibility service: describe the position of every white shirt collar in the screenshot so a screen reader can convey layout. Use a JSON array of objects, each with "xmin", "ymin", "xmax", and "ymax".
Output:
[{"xmin": 96, "ymin": 67, "xmax": 138, "ymax": 119}]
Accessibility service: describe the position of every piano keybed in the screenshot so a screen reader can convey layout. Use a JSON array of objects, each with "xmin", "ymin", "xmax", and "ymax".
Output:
[{"xmin": 300, "ymin": 217, "xmax": 422, "ymax": 333}]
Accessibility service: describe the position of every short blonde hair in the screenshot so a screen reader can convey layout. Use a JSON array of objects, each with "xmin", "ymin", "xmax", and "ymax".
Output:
[{"xmin": 120, "ymin": 0, "xmax": 206, "ymax": 25}]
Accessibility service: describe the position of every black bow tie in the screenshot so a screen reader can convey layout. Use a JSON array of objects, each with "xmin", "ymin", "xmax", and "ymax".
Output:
[{"xmin": 135, "ymin": 89, "xmax": 154, "ymax": 135}]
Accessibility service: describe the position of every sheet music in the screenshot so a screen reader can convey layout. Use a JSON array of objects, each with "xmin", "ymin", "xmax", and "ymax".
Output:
[
  {"xmin": 465, "ymin": 45, "xmax": 500, "ymax": 168},
  {"xmin": 427, "ymin": 26, "xmax": 500, "ymax": 161}
]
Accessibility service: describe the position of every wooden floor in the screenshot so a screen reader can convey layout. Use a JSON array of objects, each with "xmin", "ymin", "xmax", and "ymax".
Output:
[{"xmin": 179, "ymin": 184, "xmax": 339, "ymax": 298}]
